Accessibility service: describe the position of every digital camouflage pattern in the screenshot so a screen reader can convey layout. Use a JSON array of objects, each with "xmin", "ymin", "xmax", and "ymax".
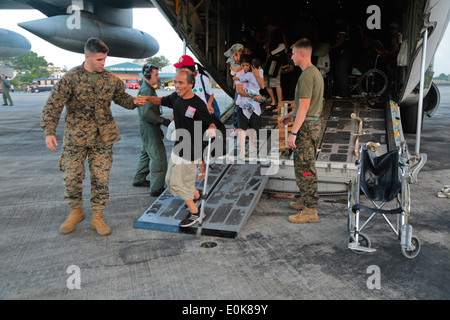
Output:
[
  {"xmin": 41, "ymin": 64, "xmax": 138, "ymax": 210},
  {"xmin": 41, "ymin": 64, "xmax": 137, "ymax": 146},
  {"xmin": 293, "ymin": 120, "xmax": 321, "ymax": 209},
  {"xmin": 60, "ymin": 144, "xmax": 113, "ymax": 210}
]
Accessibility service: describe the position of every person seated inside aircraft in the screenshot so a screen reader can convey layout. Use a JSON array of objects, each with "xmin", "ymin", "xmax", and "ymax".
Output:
[
  {"xmin": 373, "ymin": 22, "xmax": 403, "ymax": 86},
  {"xmin": 312, "ymin": 42, "xmax": 331, "ymax": 97},
  {"xmin": 329, "ymin": 13, "xmax": 363, "ymax": 99},
  {"xmin": 234, "ymin": 54, "xmax": 265, "ymax": 161}
]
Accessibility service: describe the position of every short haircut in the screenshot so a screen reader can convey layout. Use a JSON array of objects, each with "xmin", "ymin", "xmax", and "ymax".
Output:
[
  {"xmin": 84, "ymin": 37, "xmax": 109, "ymax": 55},
  {"xmin": 291, "ymin": 38, "xmax": 313, "ymax": 50},
  {"xmin": 177, "ymin": 69, "xmax": 196, "ymax": 85},
  {"xmin": 142, "ymin": 64, "xmax": 159, "ymax": 80}
]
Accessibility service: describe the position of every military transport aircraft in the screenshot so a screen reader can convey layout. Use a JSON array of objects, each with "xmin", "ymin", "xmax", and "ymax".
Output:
[
  {"xmin": 1, "ymin": 0, "xmax": 449, "ymax": 239},
  {"xmin": 150, "ymin": 0, "xmax": 449, "ymax": 133},
  {"xmin": 2, "ymin": 0, "xmax": 449, "ymax": 183},
  {"xmin": 1, "ymin": 0, "xmax": 448, "ymax": 133}
]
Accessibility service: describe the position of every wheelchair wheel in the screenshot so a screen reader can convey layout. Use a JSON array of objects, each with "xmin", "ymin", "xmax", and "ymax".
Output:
[
  {"xmin": 347, "ymin": 180, "xmax": 358, "ymax": 231},
  {"xmin": 349, "ymin": 233, "xmax": 371, "ymax": 254},
  {"xmin": 347, "ymin": 189, "xmax": 354, "ymax": 232},
  {"xmin": 358, "ymin": 69, "xmax": 388, "ymax": 97},
  {"xmin": 401, "ymin": 236, "xmax": 421, "ymax": 259}
]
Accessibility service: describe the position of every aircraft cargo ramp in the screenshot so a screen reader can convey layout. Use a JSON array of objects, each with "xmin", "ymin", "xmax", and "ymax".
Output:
[
  {"xmin": 134, "ymin": 162, "xmax": 270, "ymax": 238},
  {"xmin": 135, "ymin": 97, "xmax": 394, "ymax": 238},
  {"xmin": 264, "ymin": 98, "xmax": 393, "ymax": 196}
]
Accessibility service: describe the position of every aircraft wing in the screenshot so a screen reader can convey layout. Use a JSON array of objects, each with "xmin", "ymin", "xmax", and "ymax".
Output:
[
  {"xmin": 399, "ymin": 0, "xmax": 450, "ymax": 104},
  {"xmin": 0, "ymin": 0, "xmax": 33, "ymax": 10},
  {"xmin": 0, "ymin": 0, "xmax": 154, "ymax": 11},
  {"xmin": 0, "ymin": 0, "xmax": 158, "ymax": 59}
]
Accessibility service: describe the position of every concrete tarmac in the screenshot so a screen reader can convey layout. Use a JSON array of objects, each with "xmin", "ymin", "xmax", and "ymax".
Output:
[{"xmin": 0, "ymin": 87, "xmax": 448, "ymax": 303}]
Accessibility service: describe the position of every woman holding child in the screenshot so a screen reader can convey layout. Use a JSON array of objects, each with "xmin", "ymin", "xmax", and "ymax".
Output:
[{"xmin": 234, "ymin": 54, "xmax": 266, "ymax": 161}]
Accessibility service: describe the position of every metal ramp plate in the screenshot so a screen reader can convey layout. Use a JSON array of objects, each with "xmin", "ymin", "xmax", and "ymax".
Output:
[
  {"xmin": 134, "ymin": 162, "xmax": 269, "ymax": 238},
  {"xmin": 133, "ymin": 163, "xmax": 228, "ymax": 234},
  {"xmin": 317, "ymin": 100, "xmax": 388, "ymax": 164}
]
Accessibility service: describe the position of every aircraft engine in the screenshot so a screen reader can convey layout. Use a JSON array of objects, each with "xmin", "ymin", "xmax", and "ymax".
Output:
[
  {"xmin": 18, "ymin": 15, "xmax": 159, "ymax": 59},
  {"xmin": 0, "ymin": 28, "xmax": 31, "ymax": 57}
]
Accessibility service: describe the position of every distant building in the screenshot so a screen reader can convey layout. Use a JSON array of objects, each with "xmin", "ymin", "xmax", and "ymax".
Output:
[
  {"xmin": 158, "ymin": 65, "xmax": 176, "ymax": 84},
  {"xmin": 46, "ymin": 66, "xmax": 64, "ymax": 78},
  {"xmin": 0, "ymin": 65, "xmax": 14, "ymax": 78},
  {"xmin": 105, "ymin": 62, "xmax": 175, "ymax": 87},
  {"xmin": 105, "ymin": 62, "xmax": 143, "ymax": 84}
]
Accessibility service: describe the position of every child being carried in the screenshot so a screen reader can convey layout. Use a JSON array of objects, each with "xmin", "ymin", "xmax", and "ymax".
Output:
[{"xmin": 233, "ymin": 58, "xmax": 268, "ymax": 114}]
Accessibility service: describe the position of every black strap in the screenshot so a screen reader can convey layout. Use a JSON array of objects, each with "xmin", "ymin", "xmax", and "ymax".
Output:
[{"xmin": 352, "ymin": 204, "xmax": 403, "ymax": 215}]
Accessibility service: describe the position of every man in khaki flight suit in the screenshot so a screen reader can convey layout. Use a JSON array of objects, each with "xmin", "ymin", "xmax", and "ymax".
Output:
[{"xmin": 1, "ymin": 74, "xmax": 13, "ymax": 106}]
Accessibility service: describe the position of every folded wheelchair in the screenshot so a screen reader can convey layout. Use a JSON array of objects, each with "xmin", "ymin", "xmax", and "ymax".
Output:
[{"xmin": 347, "ymin": 147, "xmax": 421, "ymax": 259}]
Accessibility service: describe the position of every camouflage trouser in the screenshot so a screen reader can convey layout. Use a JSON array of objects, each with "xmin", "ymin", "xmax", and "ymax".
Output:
[
  {"xmin": 59, "ymin": 144, "xmax": 113, "ymax": 211},
  {"xmin": 293, "ymin": 120, "xmax": 321, "ymax": 208}
]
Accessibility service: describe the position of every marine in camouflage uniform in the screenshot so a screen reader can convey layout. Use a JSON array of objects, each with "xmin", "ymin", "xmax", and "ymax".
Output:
[
  {"xmin": 41, "ymin": 38, "xmax": 145, "ymax": 235},
  {"xmin": 281, "ymin": 39, "xmax": 324, "ymax": 223},
  {"xmin": 292, "ymin": 120, "xmax": 321, "ymax": 208}
]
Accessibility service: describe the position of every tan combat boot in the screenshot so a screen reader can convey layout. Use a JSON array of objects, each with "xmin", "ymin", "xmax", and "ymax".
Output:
[
  {"xmin": 91, "ymin": 211, "xmax": 112, "ymax": 236},
  {"xmin": 289, "ymin": 199, "xmax": 303, "ymax": 211},
  {"xmin": 288, "ymin": 207, "xmax": 318, "ymax": 224},
  {"xmin": 59, "ymin": 208, "xmax": 85, "ymax": 234}
]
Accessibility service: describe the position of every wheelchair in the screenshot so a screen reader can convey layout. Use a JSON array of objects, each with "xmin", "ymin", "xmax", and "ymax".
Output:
[
  {"xmin": 347, "ymin": 146, "xmax": 421, "ymax": 259},
  {"xmin": 348, "ymin": 55, "xmax": 388, "ymax": 99}
]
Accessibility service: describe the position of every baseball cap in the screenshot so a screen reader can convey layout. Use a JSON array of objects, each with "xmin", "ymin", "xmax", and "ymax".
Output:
[{"xmin": 173, "ymin": 55, "xmax": 196, "ymax": 68}]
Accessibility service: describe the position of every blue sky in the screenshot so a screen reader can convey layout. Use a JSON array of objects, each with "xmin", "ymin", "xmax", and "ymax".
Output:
[
  {"xmin": 1, "ymin": 8, "xmax": 449, "ymax": 74},
  {"xmin": 434, "ymin": 24, "xmax": 450, "ymax": 75}
]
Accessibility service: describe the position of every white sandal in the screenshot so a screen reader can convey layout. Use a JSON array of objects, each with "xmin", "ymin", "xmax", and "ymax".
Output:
[{"xmin": 437, "ymin": 186, "xmax": 450, "ymax": 198}]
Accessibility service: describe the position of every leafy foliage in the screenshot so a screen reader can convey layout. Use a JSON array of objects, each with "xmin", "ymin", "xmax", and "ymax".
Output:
[
  {"xmin": 1, "ymin": 51, "xmax": 52, "ymax": 86},
  {"xmin": 133, "ymin": 55, "xmax": 170, "ymax": 69}
]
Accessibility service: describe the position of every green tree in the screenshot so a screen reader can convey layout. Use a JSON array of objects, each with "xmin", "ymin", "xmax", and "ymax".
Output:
[
  {"xmin": 8, "ymin": 51, "xmax": 52, "ymax": 86},
  {"xmin": 0, "ymin": 57, "xmax": 15, "ymax": 68},
  {"xmin": 13, "ymin": 51, "xmax": 51, "ymax": 70},
  {"xmin": 134, "ymin": 55, "xmax": 171, "ymax": 69}
]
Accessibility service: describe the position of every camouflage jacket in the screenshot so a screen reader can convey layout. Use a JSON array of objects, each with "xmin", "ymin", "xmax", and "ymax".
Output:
[{"xmin": 41, "ymin": 64, "xmax": 137, "ymax": 146}]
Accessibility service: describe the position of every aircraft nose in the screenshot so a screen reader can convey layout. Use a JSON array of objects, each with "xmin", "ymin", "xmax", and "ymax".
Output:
[{"xmin": 18, "ymin": 19, "xmax": 54, "ymax": 38}]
